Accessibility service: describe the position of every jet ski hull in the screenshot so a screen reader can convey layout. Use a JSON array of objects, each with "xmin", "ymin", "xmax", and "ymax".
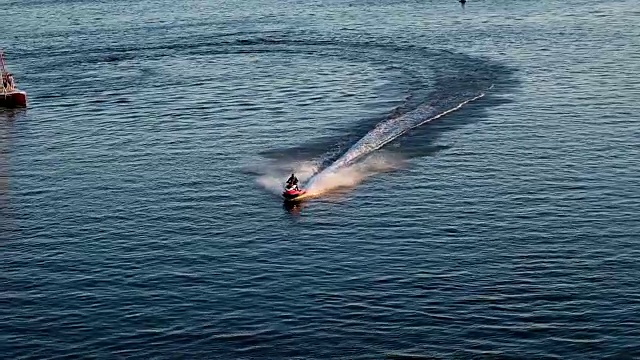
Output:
[{"xmin": 282, "ymin": 189, "xmax": 307, "ymax": 202}]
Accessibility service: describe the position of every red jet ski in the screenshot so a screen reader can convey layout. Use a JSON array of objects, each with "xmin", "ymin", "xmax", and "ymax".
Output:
[
  {"xmin": 282, "ymin": 185, "xmax": 307, "ymax": 201},
  {"xmin": 282, "ymin": 174, "xmax": 306, "ymax": 201}
]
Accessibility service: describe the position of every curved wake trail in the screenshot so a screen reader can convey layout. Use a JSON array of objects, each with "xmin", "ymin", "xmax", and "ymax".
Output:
[{"xmin": 305, "ymin": 91, "xmax": 486, "ymax": 195}]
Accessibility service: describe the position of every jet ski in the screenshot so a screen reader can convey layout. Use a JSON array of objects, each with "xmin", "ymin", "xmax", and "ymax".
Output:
[
  {"xmin": 282, "ymin": 174, "xmax": 308, "ymax": 201},
  {"xmin": 282, "ymin": 185, "xmax": 307, "ymax": 201}
]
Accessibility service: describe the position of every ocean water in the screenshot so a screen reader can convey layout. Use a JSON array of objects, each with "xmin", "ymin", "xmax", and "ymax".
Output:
[{"xmin": 2, "ymin": 0, "xmax": 640, "ymax": 358}]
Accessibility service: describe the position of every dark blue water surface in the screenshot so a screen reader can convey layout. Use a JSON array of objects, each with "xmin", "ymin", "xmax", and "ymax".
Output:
[{"xmin": 2, "ymin": 0, "xmax": 640, "ymax": 358}]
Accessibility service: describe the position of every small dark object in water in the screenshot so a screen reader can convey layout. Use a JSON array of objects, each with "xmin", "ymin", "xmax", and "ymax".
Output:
[{"xmin": 460, "ymin": 0, "xmax": 466, "ymax": 5}]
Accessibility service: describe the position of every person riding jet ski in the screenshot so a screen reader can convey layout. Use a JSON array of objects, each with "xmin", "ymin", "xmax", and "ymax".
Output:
[{"xmin": 285, "ymin": 173, "xmax": 299, "ymax": 190}]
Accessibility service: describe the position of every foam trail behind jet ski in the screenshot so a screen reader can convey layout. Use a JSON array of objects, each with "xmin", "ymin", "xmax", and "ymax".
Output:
[{"xmin": 306, "ymin": 92, "xmax": 485, "ymax": 194}]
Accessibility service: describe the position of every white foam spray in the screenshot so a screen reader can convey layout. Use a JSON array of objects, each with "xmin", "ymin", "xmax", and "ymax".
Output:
[
  {"xmin": 257, "ymin": 91, "xmax": 486, "ymax": 198},
  {"xmin": 305, "ymin": 92, "xmax": 485, "ymax": 195},
  {"xmin": 303, "ymin": 150, "xmax": 405, "ymax": 196},
  {"xmin": 256, "ymin": 160, "xmax": 321, "ymax": 195}
]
